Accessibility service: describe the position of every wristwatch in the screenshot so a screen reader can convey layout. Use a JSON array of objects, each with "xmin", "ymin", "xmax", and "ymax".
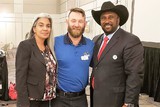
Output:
[{"xmin": 124, "ymin": 103, "xmax": 134, "ymax": 107}]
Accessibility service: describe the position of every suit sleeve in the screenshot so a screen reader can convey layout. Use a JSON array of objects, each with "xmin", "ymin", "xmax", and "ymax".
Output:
[
  {"xmin": 123, "ymin": 36, "xmax": 144, "ymax": 104},
  {"xmin": 16, "ymin": 41, "xmax": 31, "ymax": 107}
]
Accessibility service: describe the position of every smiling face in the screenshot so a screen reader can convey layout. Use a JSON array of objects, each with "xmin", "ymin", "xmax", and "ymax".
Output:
[
  {"xmin": 33, "ymin": 17, "xmax": 51, "ymax": 40},
  {"xmin": 67, "ymin": 11, "xmax": 86, "ymax": 38},
  {"xmin": 100, "ymin": 11, "xmax": 120, "ymax": 35}
]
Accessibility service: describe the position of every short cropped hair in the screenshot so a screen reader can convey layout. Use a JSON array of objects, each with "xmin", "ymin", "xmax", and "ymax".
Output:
[{"xmin": 68, "ymin": 7, "xmax": 86, "ymax": 18}]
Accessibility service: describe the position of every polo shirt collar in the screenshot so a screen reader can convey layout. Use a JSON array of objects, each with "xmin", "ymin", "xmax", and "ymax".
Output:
[{"xmin": 64, "ymin": 33, "xmax": 86, "ymax": 45}]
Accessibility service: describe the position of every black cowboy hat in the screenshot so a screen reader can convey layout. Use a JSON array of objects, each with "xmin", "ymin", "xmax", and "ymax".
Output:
[{"xmin": 91, "ymin": 1, "xmax": 129, "ymax": 26}]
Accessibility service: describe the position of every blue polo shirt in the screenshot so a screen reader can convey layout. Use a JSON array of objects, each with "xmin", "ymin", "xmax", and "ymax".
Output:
[{"xmin": 54, "ymin": 34, "xmax": 94, "ymax": 92}]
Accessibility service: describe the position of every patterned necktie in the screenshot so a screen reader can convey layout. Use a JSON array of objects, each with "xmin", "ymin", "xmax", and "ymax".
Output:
[{"xmin": 97, "ymin": 36, "xmax": 109, "ymax": 60}]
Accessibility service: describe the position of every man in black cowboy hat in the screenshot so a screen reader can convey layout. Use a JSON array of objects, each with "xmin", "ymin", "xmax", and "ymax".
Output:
[{"xmin": 90, "ymin": 1, "xmax": 144, "ymax": 107}]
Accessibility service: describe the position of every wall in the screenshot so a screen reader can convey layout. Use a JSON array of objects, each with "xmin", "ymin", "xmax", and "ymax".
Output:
[
  {"xmin": 0, "ymin": 0, "xmax": 60, "ymax": 47},
  {"xmin": 1, "ymin": 0, "xmax": 159, "ymax": 48},
  {"xmin": 133, "ymin": 0, "xmax": 160, "ymax": 42},
  {"xmin": 0, "ymin": 0, "xmax": 14, "ymax": 13}
]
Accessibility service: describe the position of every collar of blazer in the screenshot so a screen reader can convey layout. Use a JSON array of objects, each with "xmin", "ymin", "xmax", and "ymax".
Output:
[{"xmin": 29, "ymin": 37, "xmax": 46, "ymax": 65}]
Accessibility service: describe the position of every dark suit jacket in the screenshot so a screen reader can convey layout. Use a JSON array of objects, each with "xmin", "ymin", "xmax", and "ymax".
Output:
[
  {"xmin": 16, "ymin": 37, "xmax": 56, "ymax": 107},
  {"xmin": 90, "ymin": 28, "xmax": 144, "ymax": 107}
]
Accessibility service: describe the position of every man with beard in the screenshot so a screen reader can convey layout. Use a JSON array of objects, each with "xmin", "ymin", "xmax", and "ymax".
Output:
[
  {"xmin": 53, "ymin": 8, "xmax": 94, "ymax": 107},
  {"xmin": 90, "ymin": 1, "xmax": 144, "ymax": 107}
]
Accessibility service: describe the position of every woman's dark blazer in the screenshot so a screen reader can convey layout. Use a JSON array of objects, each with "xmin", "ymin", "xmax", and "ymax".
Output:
[{"xmin": 16, "ymin": 37, "xmax": 56, "ymax": 107}]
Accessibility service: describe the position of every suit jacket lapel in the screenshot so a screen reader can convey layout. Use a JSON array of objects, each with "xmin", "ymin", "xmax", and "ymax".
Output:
[
  {"xmin": 97, "ymin": 29, "xmax": 121, "ymax": 62},
  {"xmin": 31, "ymin": 38, "xmax": 46, "ymax": 65},
  {"xmin": 93, "ymin": 34, "xmax": 103, "ymax": 65}
]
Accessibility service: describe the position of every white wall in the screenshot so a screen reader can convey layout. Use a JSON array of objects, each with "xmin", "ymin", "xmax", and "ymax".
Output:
[
  {"xmin": 133, "ymin": 0, "xmax": 160, "ymax": 42},
  {"xmin": 1, "ymin": 0, "xmax": 160, "ymax": 48},
  {"xmin": 0, "ymin": 0, "xmax": 60, "ymax": 47}
]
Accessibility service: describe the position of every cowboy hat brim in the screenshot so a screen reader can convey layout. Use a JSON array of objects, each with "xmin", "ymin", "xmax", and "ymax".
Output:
[{"xmin": 92, "ymin": 5, "xmax": 129, "ymax": 26}]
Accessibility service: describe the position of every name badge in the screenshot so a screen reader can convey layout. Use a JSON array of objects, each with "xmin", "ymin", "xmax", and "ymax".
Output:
[{"xmin": 81, "ymin": 52, "xmax": 90, "ymax": 60}]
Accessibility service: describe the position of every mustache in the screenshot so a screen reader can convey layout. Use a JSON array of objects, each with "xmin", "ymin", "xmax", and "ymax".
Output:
[
  {"xmin": 72, "ymin": 27, "xmax": 81, "ymax": 30},
  {"xmin": 72, "ymin": 26, "xmax": 81, "ymax": 28},
  {"xmin": 103, "ymin": 23, "xmax": 112, "ymax": 26}
]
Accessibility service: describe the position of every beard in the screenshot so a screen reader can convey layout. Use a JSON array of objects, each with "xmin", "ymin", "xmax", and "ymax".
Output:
[
  {"xmin": 68, "ymin": 25, "xmax": 85, "ymax": 38},
  {"xmin": 102, "ymin": 27, "xmax": 114, "ymax": 35}
]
